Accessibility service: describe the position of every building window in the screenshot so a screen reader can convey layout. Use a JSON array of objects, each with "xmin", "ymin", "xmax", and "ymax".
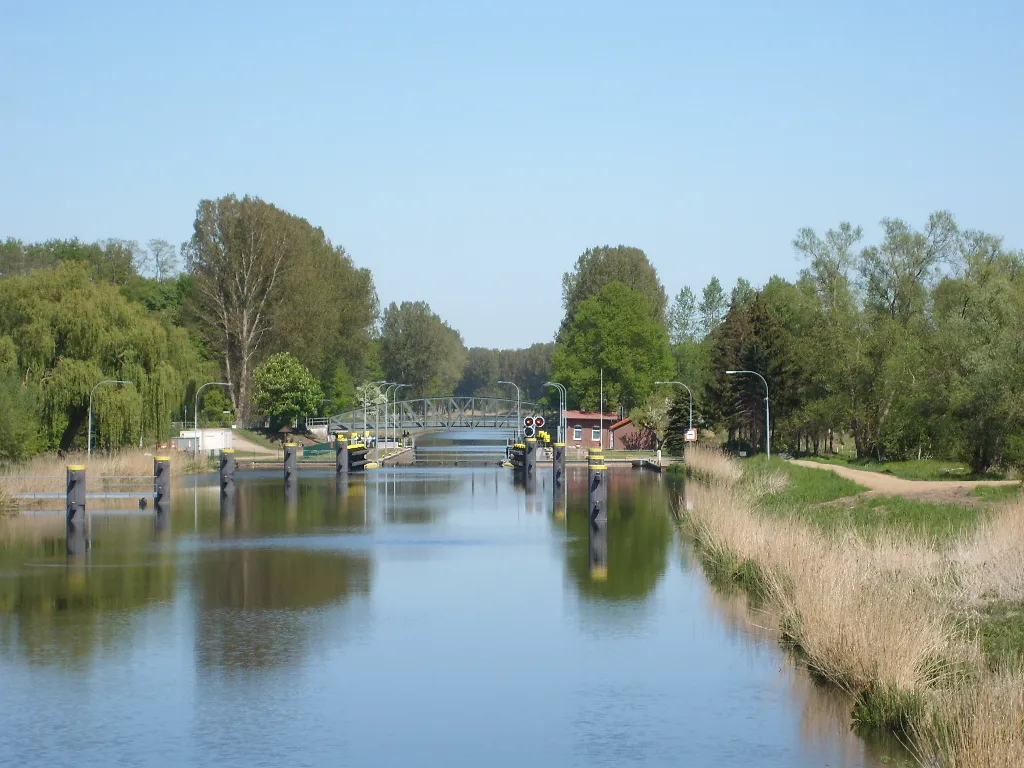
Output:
[
  {"xmin": 592, "ymin": 427, "xmax": 601, "ymax": 442},
  {"xmin": 573, "ymin": 425, "xmax": 582, "ymax": 441}
]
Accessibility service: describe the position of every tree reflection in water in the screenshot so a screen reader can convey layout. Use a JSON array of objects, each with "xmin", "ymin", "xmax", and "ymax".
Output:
[{"xmin": 563, "ymin": 469, "xmax": 675, "ymax": 602}]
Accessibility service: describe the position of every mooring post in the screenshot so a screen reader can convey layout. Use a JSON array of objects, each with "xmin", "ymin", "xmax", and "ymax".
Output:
[
  {"xmin": 553, "ymin": 442, "xmax": 566, "ymax": 491},
  {"xmin": 587, "ymin": 448, "xmax": 607, "ymax": 525},
  {"xmin": 219, "ymin": 449, "xmax": 236, "ymax": 497},
  {"xmin": 524, "ymin": 437, "xmax": 537, "ymax": 492},
  {"xmin": 153, "ymin": 455, "xmax": 171, "ymax": 507},
  {"xmin": 66, "ymin": 465, "xmax": 86, "ymax": 522},
  {"xmin": 284, "ymin": 442, "xmax": 298, "ymax": 483},
  {"xmin": 335, "ymin": 435, "xmax": 349, "ymax": 479},
  {"xmin": 66, "ymin": 464, "xmax": 88, "ymax": 554}
]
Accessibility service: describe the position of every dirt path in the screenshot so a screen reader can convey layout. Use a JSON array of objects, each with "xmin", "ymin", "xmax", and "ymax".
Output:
[
  {"xmin": 230, "ymin": 431, "xmax": 278, "ymax": 455},
  {"xmin": 788, "ymin": 460, "xmax": 1021, "ymax": 504}
]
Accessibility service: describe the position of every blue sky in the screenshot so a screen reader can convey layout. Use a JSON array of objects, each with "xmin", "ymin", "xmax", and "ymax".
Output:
[{"xmin": 2, "ymin": 1, "xmax": 1021, "ymax": 348}]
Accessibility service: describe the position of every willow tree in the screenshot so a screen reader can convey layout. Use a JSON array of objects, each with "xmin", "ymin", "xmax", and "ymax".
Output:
[{"xmin": 0, "ymin": 262, "xmax": 203, "ymax": 451}]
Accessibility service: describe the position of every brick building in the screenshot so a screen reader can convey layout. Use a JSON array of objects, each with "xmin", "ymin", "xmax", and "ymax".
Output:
[{"xmin": 564, "ymin": 410, "xmax": 622, "ymax": 451}]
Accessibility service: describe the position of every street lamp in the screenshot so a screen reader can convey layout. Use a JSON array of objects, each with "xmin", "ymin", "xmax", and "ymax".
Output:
[
  {"xmin": 392, "ymin": 384, "xmax": 410, "ymax": 449},
  {"xmin": 88, "ymin": 379, "xmax": 133, "ymax": 457},
  {"xmin": 378, "ymin": 382, "xmax": 396, "ymax": 448},
  {"xmin": 195, "ymin": 381, "xmax": 231, "ymax": 457},
  {"xmin": 364, "ymin": 380, "xmax": 389, "ymax": 435},
  {"xmin": 655, "ymin": 381, "xmax": 694, "ymax": 432},
  {"xmin": 726, "ymin": 370, "xmax": 770, "ymax": 458},
  {"xmin": 498, "ymin": 380, "xmax": 520, "ymax": 438},
  {"xmin": 544, "ymin": 381, "xmax": 566, "ymax": 443}
]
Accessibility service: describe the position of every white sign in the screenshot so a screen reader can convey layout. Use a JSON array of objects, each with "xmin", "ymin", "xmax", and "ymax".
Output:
[{"xmin": 684, "ymin": 428, "xmax": 698, "ymax": 442}]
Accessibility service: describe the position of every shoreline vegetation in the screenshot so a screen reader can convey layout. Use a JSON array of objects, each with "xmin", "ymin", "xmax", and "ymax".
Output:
[{"xmin": 674, "ymin": 445, "xmax": 1024, "ymax": 767}]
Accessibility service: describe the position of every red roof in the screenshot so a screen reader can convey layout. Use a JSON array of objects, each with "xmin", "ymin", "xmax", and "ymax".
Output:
[
  {"xmin": 564, "ymin": 410, "xmax": 621, "ymax": 422},
  {"xmin": 609, "ymin": 417, "xmax": 632, "ymax": 431}
]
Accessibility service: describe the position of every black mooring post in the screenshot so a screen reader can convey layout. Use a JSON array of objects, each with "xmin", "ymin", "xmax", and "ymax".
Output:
[
  {"xmin": 219, "ymin": 449, "xmax": 236, "ymax": 497},
  {"xmin": 154, "ymin": 455, "xmax": 171, "ymax": 509},
  {"xmin": 553, "ymin": 442, "xmax": 566, "ymax": 491},
  {"xmin": 284, "ymin": 442, "xmax": 298, "ymax": 482},
  {"xmin": 336, "ymin": 436, "xmax": 349, "ymax": 479},
  {"xmin": 66, "ymin": 464, "xmax": 88, "ymax": 555},
  {"xmin": 66, "ymin": 465, "xmax": 86, "ymax": 523},
  {"xmin": 587, "ymin": 448, "xmax": 607, "ymax": 525},
  {"xmin": 524, "ymin": 437, "xmax": 537, "ymax": 492}
]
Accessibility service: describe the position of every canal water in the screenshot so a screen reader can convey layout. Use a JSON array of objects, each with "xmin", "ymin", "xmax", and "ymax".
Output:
[{"xmin": 0, "ymin": 465, "xmax": 900, "ymax": 767}]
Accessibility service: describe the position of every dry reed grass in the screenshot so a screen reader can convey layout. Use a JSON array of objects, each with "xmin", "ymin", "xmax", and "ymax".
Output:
[
  {"xmin": 678, "ymin": 443, "xmax": 1024, "ymax": 764},
  {"xmin": 0, "ymin": 448, "xmax": 193, "ymax": 511},
  {"xmin": 913, "ymin": 668, "xmax": 1024, "ymax": 768}
]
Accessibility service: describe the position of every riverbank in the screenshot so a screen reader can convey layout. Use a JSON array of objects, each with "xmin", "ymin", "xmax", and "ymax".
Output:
[{"xmin": 677, "ymin": 446, "xmax": 1024, "ymax": 767}]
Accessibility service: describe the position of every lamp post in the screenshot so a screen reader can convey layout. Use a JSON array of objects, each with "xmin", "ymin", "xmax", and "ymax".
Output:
[
  {"xmin": 194, "ymin": 381, "xmax": 231, "ymax": 457},
  {"xmin": 544, "ymin": 381, "xmax": 566, "ymax": 443},
  {"xmin": 498, "ymin": 380, "xmax": 520, "ymax": 438},
  {"xmin": 378, "ymin": 382, "xmax": 396, "ymax": 449},
  {"xmin": 726, "ymin": 370, "xmax": 770, "ymax": 458},
  {"xmin": 655, "ymin": 380, "xmax": 694, "ymax": 432},
  {"xmin": 392, "ymin": 384, "xmax": 409, "ymax": 450},
  {"xmin": 88, "ymin": 379, "xmax": 133, "ymax": 457},
  {"xmin": 364, "ymin": 380, "xmax": 388, "ymax": 436}
]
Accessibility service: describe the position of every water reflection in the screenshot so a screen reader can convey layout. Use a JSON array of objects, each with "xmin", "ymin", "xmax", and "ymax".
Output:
[
  {"xmin": 563, "ymin": 469, "xmax": 673, "ymax": 601},
  {"xmin": 0, "ymin": 466, "xmax": 898, "ymax": 766},
  {"xmin": 0, "ymin": 515, "xmax": 176, "ymax": 667},
  {"xmin": 195, "ymin": 546, "xmax": 371, "ymax": 672}
]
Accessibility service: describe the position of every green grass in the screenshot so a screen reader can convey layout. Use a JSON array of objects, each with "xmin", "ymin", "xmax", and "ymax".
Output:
[
  {"xmin": 786, "ymin": 495, "xmax": 986, "ymax": 541},
  {"xmin": 979, "ymin": 601, "xmax": 1024, "ymax": 669},
  {"xmin": 747, "ymin": 455, "xmax": 866, "ymax": 507},
  {"xmin": 745, "ymin": 456, "xmax": 987, "ymax": 540},
  {"xmin": 802, "ymin": 454, "xmax": 1005, "ymax": 481},
  {"xmin": 971, "ymin": 483, "xmax": 1023, "ymax": 503}
]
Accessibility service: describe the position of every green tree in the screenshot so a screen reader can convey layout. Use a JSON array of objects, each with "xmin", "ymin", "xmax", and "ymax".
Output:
[
  {"xmin": 0, "ymin": 262, "xmax": 204, "ymax": 451},
  {"xmin": 252, "ymin": 353, "xmax": 323, "ymax": 427},
  {"xmin": 497, "ymin": 343, "xmax": 555, "ymax": 402},
  {"xmin": 183, "ymin": 194, "xmax": 377, "ymax": 419},
  {"xmin": 697, "ymin": 276, "xmax": 728, "ymax": 338},
  {"xmin": 560, "ymin": 245, "xmax": 667, "ymax": 334},
  {"xmin": 667, "ymin": 286, "xmax": 698, "ymax": 345},
  {"xmin": 552, "ymin": 282, "xmax": 674, "ymax": 411},
  {"xmin": 628, "ymin": 393, "xmax": 672, "ymax": 449},
  {"xmin": 456, "ymin": 347, "xmax": 500, "ymax": 396},
  {"xmin": 379, "ymin": 301, "xmax": 468, "ymax": 396}
]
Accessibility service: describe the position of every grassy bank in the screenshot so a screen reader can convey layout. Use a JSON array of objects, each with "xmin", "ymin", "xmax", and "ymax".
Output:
[
  {"xmin": 675, "ymin": 446, "xmax": 1024, "ymax": 766},
  {"xmin": 801, "ymin": 454, "xmax": 1008, "ymax": 481}
]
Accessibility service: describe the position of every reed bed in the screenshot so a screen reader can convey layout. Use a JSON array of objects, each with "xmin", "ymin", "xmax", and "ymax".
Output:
[
  {"xmin": 0, "ymin": 448, "xmax": 195, "ymax": 513},
  {"xmin": 679, "ymin": 444, "xmax": 1024, "ymax": 766}
]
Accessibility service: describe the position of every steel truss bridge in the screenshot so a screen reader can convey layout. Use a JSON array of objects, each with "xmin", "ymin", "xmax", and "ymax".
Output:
[{"xmin": 312, "ymin": 397, "xmax": 544, "ymax": 433}]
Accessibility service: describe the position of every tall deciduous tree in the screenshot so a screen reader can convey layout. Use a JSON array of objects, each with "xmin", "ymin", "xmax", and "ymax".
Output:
[
  {"xmin": 184, "ymin": 195, "xmax": 291, "ymax": 419},
  {"xmin": 560, "ymin": 245, "xmax": 667, "ymax": 334},
  {"xmin": 552, "ymin": 282, "xmax": 674, "ymax": 412},
  {"xmin": 379, "ymin": 301, "xmax": 468, "ymax": 397}
]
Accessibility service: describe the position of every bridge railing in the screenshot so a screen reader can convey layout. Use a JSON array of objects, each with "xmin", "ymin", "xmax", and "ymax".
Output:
[{"xmin": 325, "ymin": 396, "xmax": 542, "ymax": 431}]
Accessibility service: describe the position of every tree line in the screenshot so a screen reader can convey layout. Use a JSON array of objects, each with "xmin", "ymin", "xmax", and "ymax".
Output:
[
  {"xmin": 3, "ymin": 199, "xmax": 1019, "ymax": 473},
  {"xmin": 0, "ymin": 195, "xmax": 554, "ymax": 458}
]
